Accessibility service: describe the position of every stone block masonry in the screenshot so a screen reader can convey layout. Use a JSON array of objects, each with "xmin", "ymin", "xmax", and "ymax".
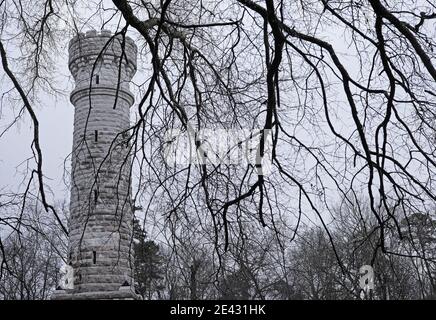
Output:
[{"xmin": 52, "ymin": 30, "xmax": 139, "ymax": 300}]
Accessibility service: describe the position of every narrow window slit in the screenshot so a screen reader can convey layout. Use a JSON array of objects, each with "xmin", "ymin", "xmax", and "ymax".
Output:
[
  {"xmin": 95, "ymin": 75, "xmax": 99, "ymax": 84},
  {"xmin": 94, "ymin": 130, "xmax": 98, "ymax": 142},
  {"xmin": 94, "ymin": 190, "xmax": 98, "ymax": 204},
  {"xmin": 92, "ymin": 251, "xmax": 97, "ymax": 264}
]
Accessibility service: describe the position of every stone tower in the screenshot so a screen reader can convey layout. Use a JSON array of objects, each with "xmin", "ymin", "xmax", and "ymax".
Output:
[{"xmin": 53, "ymin": 30, "xmax": 138, "ymax": 299}]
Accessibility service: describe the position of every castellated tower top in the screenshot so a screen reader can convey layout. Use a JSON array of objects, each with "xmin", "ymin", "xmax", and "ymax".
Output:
[
  {"xmin": 68, "ymin": 30, "xmax": 137, "ymax": 106},
  {"xmin": 68, "ymin": 29, "xmax": 137, "ymax": 76}
]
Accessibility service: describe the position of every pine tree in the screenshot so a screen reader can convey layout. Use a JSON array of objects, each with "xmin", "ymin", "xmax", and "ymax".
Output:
[{"xmin": 133, "ymin": 219, "xmax": 165, "ymax": 299}]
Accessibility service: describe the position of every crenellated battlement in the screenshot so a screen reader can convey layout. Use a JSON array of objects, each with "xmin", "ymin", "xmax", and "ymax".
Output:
[{"xmin": 68, "ymin": 29, "xmax": 137, "ymax": 81}]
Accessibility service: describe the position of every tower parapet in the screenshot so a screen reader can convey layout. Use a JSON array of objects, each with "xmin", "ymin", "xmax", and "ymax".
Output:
[{"xmin": 68, "ymin": 30, "xmax": 137, "ymax": 106}]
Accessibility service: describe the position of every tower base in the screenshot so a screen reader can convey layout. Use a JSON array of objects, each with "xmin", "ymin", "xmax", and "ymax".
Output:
[{"xmin": 51, "ymin": 287, "xmax": 141, "ymax": 300}]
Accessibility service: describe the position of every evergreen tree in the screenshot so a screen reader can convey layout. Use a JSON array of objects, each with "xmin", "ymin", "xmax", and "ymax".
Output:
[{"xmin": 133, "ymin": 219, "xmax": 165, "ymax": 299}]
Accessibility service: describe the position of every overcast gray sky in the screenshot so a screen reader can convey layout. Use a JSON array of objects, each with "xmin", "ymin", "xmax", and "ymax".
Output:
[
  {"xmin": 0, "ymin": 60, "xmax": 73, "ymax": 203},
  {"xmin": 0, "ymin": 3, "xmax": 360, "ymax": 215}
]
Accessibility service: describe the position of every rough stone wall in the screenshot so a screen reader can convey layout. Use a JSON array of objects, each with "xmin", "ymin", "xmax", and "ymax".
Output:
[{"xmin": 66, "ymin": 30, "xmax": 137, "ymax": 298}]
